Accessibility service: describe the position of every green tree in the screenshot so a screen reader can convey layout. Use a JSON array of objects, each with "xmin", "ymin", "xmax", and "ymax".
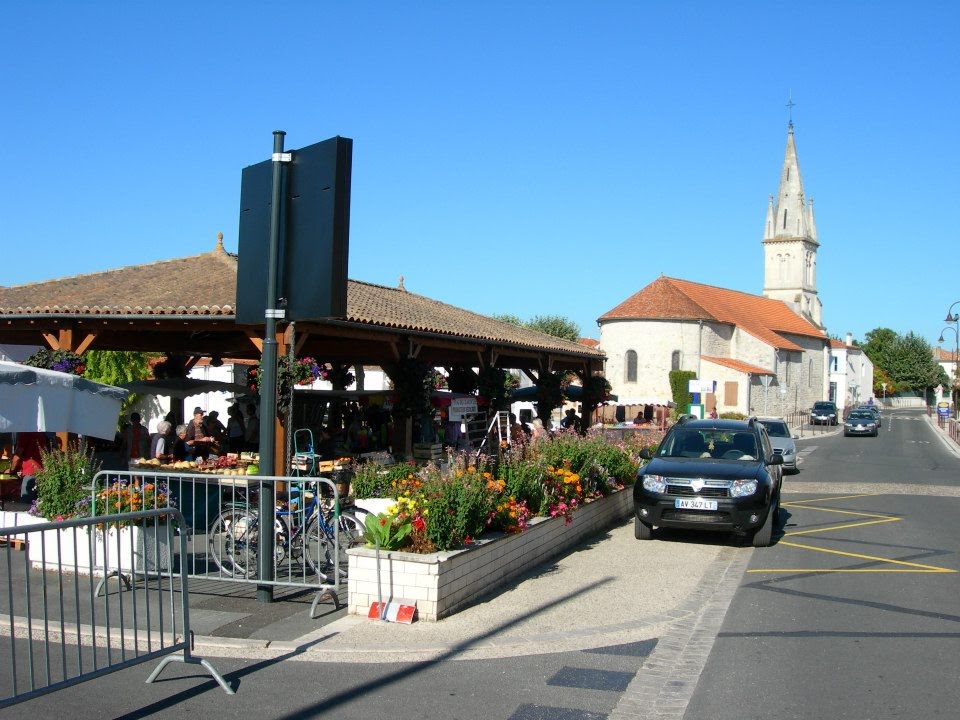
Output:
[
  {"xmin": 862, "ymin": 328, "xmax": 898, "ymax": 368},
  {"xmin": 884, "ymin": 332, "xmax": 944, "ymax": 393},
  {"xmin": 83, "ymin": 350, "xmax": 153, "ymax": 387},
  {"xmin": 491, "ymin": 313, "xmax": 524, "ymax": 327},
  {"xmin": 83, "ymin": 350, "xmax": 154, "ymax": 414},
  {"xmin": 490, "ymin": 313, "xmax": 581, "ymax": 341},
  {"xmin": 525, "ymin": 315, "xmax": 580, "ymax": 341}
]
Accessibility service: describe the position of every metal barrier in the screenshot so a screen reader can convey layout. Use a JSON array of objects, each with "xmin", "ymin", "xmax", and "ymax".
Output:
[
  {"xmin": 0, "ymin": 508, "xmax": 232, "ymax": 708},
  {"xmin": 89, "ymin": 471, "xmax": 359, "ymax": 617}
]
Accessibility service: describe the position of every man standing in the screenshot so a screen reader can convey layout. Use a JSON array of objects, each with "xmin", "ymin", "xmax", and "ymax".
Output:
[
  {"xmin": 121, "ymin": 412, "xmax": 150, "ymax": 462},
  {"xmin": 185, "ymin": 407, "xmax": 214, "ymax": 460},
  {"xmin": 243, "ymin": 403, "xmax": 260, "ymax": 452}
]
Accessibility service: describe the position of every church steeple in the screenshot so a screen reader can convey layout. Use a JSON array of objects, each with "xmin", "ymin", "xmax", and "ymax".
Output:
[
  {"xmin": 764, "ymin": 123, "xmax": 818, "ymax": 244},
  {"xmin": 762, "ymin": 121, "xmax": 823, "ymax": 327}
]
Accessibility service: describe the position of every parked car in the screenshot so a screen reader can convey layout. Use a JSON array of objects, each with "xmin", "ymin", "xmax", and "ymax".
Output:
[
  {"xmin": 634, "ymin": 416, "xmax": 783, "ymax": 547},
  {"xmin": 856, "ymin": 405, "xmax": 882, "ymax": 428},
  {"xmin": 810, "ymin": 401, "xmax": 839, "ymax": 426},
  {"xmin": 756, "ymin": 416, "xmax": 798, "ymax": 473},
  {"xmin": 844, "ymin": 410, "xmax": 878, "ymax": 437}
]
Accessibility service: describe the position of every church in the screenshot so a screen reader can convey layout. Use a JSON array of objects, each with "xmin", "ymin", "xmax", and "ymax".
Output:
[{"xmin": 598, "ymin": 123, "xmax": 832, "ymax": 418}]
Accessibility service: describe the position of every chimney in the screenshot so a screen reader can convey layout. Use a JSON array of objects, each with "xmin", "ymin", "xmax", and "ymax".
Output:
[{"xmin": 845, "ymin": 332, "xmax": 853, "ymax": 347}]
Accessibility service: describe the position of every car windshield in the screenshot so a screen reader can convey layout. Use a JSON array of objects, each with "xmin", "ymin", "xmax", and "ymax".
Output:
[
  {"xmin": 658, "ymin": 427, "xmax": 758, "ymax": 460},
  {"xmin": 813, "ymin": 403, "xmax": 835, "ymax": 411},
  {"xmin": 760, "ymin": 420, "xmax": 789, "ymax": 437},
  {"xmin": 848, "ymin": 412, "xmax": 874, "ymax": 421}
]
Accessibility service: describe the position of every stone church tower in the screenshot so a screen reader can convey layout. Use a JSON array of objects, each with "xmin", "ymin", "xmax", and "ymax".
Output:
[{"xmin": 762, "ymin": 122, "xmax": 823, "ymax": 327}]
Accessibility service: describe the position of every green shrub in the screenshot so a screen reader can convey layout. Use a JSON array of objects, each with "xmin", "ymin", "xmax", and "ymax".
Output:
[
  {"xmin": 351, "ymin": 461, "xmax": 416, "ymax": 498},
  {"xmin": 420, "ymin": 468, "xmax": 493, "ymax": 551},
  {"xmin": 34, "ymin": 443, "xmax": 100, "ymax": 520},
  {"xmin": 669, "ymin": 369, "xmax": 697, "ymax": 413},
  {"xmin": 496, "ymin": 450, "xmax": 548, "ymax": 514}
]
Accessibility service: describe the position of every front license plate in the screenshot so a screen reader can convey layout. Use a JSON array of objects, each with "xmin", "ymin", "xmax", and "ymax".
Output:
[{"xmin": 675, "ymin": 497, "xmax": 718, "ymax": 511}]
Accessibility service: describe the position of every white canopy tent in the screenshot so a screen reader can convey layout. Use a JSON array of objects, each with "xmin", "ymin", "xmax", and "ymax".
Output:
[{"xmin": 0, "ymin": 361, "xmax": 129, "ymax": 440}]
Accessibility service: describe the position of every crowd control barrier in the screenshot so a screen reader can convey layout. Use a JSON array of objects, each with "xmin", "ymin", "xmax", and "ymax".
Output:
[{"xmin": 0, "ymin": 508, "xmax": 233, "ymax": 708}]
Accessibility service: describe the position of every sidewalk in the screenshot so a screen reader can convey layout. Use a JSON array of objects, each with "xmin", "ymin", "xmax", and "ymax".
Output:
[{"xmin": 189, "ymin": 518, "xmax": 735, "ymax": 662}]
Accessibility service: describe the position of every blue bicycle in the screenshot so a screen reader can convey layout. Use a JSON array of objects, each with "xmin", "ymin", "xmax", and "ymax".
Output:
[{"xmin": 207, "ymin": 480, "xmax": 365, "ymax": 582}]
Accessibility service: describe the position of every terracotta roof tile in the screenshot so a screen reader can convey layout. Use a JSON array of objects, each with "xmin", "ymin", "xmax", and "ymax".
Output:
[
  {"xmin": 599, "ymin": 276, "xmax": 825, "ymax": 351},
  {"xmin": 701, "ymin": 355, "xmax": 774, "ymax": 376}
]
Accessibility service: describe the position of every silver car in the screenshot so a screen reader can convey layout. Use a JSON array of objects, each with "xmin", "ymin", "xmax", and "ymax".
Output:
[{"xmin": 757, "ymin": 417, "xmax": 798, "ymax": 473}]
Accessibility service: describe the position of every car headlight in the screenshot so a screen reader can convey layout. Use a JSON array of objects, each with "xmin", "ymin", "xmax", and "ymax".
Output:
[
  {"xmin": 642, "ymin": 474, "xmax": 667, "ymax": 493},
  {"xmin": 730, "ymin": 479, "xmax": 758, "ymax": 497}
]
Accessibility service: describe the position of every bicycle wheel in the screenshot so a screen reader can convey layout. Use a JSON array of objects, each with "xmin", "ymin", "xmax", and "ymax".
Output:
[
  {"xmin": 304, "ymin": 515, "xmax": 330, "ymax": 581},
  {"xmin": 208, "ymin": 508, "xmax": 259, "ymax": 578},
  {"xmin": 305, "ymin": 512, "xmax": 365, "ymax": 582}
]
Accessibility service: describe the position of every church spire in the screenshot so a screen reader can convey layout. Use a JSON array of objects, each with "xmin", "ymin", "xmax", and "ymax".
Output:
[
  {"xmin": 761, "ymin": 120, "xmax": 823, "ymax": 327},
  {"xmin": 763, "ymin": 123, "xmax": 817, "ymax": 244}
]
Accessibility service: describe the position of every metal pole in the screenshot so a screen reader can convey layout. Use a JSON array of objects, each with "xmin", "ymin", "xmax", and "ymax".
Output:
[{"xmin": 257, "ymin": 130, "xmax": 287, "ymax": 603}]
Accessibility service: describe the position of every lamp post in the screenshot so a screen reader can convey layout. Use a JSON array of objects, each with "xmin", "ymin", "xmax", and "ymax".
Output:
[{"xmin": 939, "ymin": 323, "xmax": 959, "ymax": 418}]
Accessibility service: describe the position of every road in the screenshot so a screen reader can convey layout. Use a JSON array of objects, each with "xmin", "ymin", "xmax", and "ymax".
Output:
[
  {"xmin": 685, "ymin": 407, "xmax": 960, "ymax": 719},
  {"xmin": 1, "ymin": 407, "xmax": 957, "ymax": 719}
]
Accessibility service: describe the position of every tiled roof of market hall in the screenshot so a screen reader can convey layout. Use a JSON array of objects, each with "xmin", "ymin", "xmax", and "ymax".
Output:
[{"xmin": 0, "ymin": 236, "xmax": 601, "ymax": 359}]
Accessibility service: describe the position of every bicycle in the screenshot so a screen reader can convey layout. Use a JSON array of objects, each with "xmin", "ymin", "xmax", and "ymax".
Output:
[{"xmin": 207, "ymin": 478, "xmax": 366, "ymax": 582}]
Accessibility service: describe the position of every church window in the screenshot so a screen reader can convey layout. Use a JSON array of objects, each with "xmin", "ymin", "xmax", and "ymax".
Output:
[
  {"xmin": 671, "ymin": 350, "xmax": 681, "ymax": 371},
  {"xmin": 625, "ymin": 350, "xmax": 638, "ymax": 383},
  {"xmin": 809, "ymin": 359, "xmax": 815, "ymax": 387},
  {"xmin": 782, "ymin": 209, "xmax": 787, "ymax": 230}
]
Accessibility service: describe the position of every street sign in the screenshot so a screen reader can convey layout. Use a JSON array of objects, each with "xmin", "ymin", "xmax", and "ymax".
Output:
[
  {"xmin": 236, "ymin": 136, "xmax": 353, "ymax": 324},
  {"xmin": 937, "ymin": 401, "xmax": 950, "ymax": 417}
]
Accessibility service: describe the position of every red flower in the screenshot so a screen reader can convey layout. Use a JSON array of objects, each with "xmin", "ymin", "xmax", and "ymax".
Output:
[
  {"xmin": 379, "ymin": 517, "xmax": 387, "ymax": 526},
  {"xmin": 412, "ymin": 516, "xmax": 426, "ymax": 532}
]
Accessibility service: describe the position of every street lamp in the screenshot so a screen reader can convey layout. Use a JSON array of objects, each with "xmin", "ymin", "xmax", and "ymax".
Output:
[{"xmin": 938, "ymin": 324, "xmax": 959, "ymax": 418}]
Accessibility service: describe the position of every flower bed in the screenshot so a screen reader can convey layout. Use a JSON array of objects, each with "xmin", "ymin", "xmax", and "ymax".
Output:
[
  {"xmin": 347, "ymin": 487, "xmax": 633, "ymax": 621},
  {"xmin": 344, "ymin": 426, "xmax": 662, "ymax": 620}
]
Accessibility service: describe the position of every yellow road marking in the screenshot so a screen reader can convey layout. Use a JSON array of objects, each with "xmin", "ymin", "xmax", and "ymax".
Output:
[
  {"xmin": 783, "ymin": 494, "xmax": 878, "ymax": 505},
  {"xmin": 747, "ymin": 568, "xmax": 953, "ymax": 573},
  {"xmin": 750, "ymin": 496, "xmax": 957, "ymax": 574},
  {"xmin": 784, "ymin": 517, "xmax": 900, "ymax": 536},
  {"xmin": 771, "ymin": 540, "xmax": 956, "ymax": 573},
  {"xmin": 783, "ymin": 505, "xmax": 896, "ymax": 520}
]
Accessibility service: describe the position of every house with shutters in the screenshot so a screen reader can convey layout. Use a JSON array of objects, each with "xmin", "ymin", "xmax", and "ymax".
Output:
[{"xmin": 598, "ymin": 122, "xmax": 832, "ymax": 417}]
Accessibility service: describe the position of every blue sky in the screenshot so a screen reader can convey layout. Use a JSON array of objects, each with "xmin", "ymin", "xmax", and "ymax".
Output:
[{"xmin": 2, "ymin": 2, "xmax": 958, "ymax": 351}]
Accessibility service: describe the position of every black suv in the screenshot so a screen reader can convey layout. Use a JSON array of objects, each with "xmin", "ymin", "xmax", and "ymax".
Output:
[{"xmin": 634, "ymin": 416, "xmax": 783, "ymax": 547}]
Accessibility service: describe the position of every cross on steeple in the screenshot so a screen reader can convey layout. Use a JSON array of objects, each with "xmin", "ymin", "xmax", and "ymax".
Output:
[{"xmin": 786, "ymin": 93, "xmax": 796, "ymax": 127}]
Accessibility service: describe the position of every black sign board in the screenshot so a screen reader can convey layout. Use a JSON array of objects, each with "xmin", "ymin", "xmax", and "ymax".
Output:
[{"xmin": 236, "ymin": 136, "xmax": 352, "ymax": 324}]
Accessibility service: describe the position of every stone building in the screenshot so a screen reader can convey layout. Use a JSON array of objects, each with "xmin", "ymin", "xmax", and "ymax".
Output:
[{"xmin": 598, "ymin": 123, "xmax": 830, "ymax": 417}]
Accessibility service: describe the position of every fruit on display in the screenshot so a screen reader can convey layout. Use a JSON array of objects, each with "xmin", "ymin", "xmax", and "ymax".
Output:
[{"xmin": 245, "ymin": 464, "xmax": 260, "ymax": 475}]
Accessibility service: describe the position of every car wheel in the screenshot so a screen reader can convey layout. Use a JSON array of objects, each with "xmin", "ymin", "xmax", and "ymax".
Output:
[
  {"xmin": 751, "ymin": 500, "xmax": 777, "ymax": 547},
  {"xmin": 634, "ymin": 516, "xmax": 654, "ymax": 540}
]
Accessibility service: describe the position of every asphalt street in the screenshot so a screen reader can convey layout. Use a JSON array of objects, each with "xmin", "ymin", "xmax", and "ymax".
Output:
[{"xmin": 1, "ymin": 406, "xmax": 958, "ymax": 719}]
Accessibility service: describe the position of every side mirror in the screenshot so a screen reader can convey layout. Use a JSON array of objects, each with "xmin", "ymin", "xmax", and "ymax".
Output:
[
  {"xmin": 768, "ymin": 454, "xmax": 783, "ymax": 465},
  {"xmin": 792, "ymin": 433, "xmax": 799, "ymax": 439},
  {"xmin": 639, "ymin": 448, "xmax": 653, "ymax": 460}
]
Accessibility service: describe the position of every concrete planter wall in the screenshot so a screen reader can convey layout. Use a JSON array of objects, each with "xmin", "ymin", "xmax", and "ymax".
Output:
[{"xmin": 347, "ymin": 487, "xmax": 633, "ymax": 621}]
